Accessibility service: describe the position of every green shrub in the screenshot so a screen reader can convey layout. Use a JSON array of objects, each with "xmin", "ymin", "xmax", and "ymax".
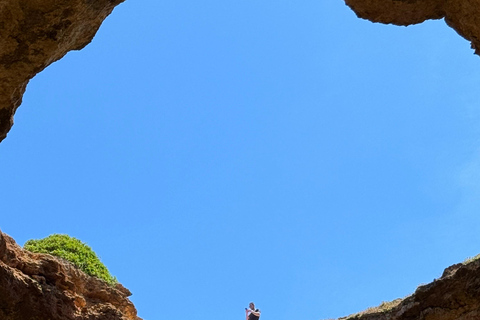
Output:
[{"xmin": 24, "ymin": 234, "xmax": 117, "ymax": 286}]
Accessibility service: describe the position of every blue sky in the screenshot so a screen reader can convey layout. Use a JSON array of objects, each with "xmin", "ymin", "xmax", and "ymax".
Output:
[{"xmin": 2, "ymin": 1, "xmax": 480, "ymax": 319}]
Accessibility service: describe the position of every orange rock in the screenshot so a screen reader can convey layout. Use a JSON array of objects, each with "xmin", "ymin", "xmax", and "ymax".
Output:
[
  {"xmin": 0, "ymin": 0, "xmax": 124, "ymax": 143},
  {"xmin": 345, "ymin": 0, "xmax": 480, "ymax": 55},
  {"xmin": 338, "ymin": 257, "xmax": 480, "ymax": 320},
  {"xmin": 0, "ymin": 230, "xmax": 141, "ymax": 320}
]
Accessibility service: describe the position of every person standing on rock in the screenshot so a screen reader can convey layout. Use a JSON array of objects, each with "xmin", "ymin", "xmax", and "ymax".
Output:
[{"xmin": 245, "ymin": 302, "xmax": 261, "ymax": 320}]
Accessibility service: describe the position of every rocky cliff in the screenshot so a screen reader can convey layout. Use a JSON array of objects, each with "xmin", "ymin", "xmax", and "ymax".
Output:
[
  {"xmin": 0, "ymin": 2, "xmax": 142, "ymax": 318},
  {"xmin": 0, "ymin": 230, "xmax": 141, "ymax": 320},
  {"xmin": 341, "ymin": 2, "xmax": 480, "ymax": 318},
  {"xmin": 339, "ymin": 257, "xmax": 480, "ymax": 320},
  {"xmin": 0, "ymin": 0, "xmax": 124, "ymax": 143},
  {"xmin": 345, "ymin": 0, "xmax": 480, "ymax": 56}
]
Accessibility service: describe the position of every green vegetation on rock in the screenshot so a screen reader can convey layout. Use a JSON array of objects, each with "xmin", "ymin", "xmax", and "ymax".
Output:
[
  {"xmin": 464, "ymin": 254, "xmax": 480, "ymax": 265},
  {"xmin": 24, "ymin": 234, "xmax": 117, "ymax": 286}
]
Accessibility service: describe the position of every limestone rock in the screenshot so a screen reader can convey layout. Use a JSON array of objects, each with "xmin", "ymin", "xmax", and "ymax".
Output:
[
  {"xmin": 0, "ymin": 230, "xmax": 141, "ymax": 320},
  {"xmin": 0, "ymin": 0, "xmax": 125, "ymax": 143},
  {"xmin": 345, "ymin": 0, "xmax": 480, "ymax": 55},
  {"xmin": 338, "ymin": 257, "xmax": 480, "ymax": 320}
]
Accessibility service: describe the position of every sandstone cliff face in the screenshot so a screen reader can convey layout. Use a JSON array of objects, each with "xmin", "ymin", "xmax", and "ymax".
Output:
[
  {"xmin": 342, "ymin": 0, "xmax": 480, "ymax": 318},
  {"xmin": 0, "ymin": 2, "xmax": 142, "ymax": 318},
  {"xmin": 345, "ymin": 0, "xmax": 480, "ymax": 56},
  {"xmin": 0, "ymin": 0, "xmax": 124, "ymax": 143},
  {"xmin": 0, "ymin": 230, "xmax": 141, "ymax": 320},
  {"xmin": 339, "ymin": 259, "xmax": 480, "ymax": 320}
]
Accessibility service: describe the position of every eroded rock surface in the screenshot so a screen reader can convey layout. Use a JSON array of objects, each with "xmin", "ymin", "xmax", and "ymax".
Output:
[
  {"xmin": 0, "ymin": 230, "xmax": 141, "ymax": 320},
  {"xmin": 345, "ymin": 0, "xmax": 480, "ymax": 55},
  {"xmin": 0, "ymin": 0, "xmax": 124, "ymax": 143},
  {"xmin": 339, "ymin": 258, "xmax": 480, "ymax": 320}
]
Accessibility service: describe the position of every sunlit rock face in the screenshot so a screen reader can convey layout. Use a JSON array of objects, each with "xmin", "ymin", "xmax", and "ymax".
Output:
[
  {"xmin": 341, "ymin": 1, "xmax": 480, "ymax": 318},
  {"xmin": 345, "ymin": 0, "xmax": 480, "ymax": 55},
  {"xmin": 0, "ymin": 0, "xmax": 124, "ymax": 143},
  {"xmin": 0, "ymin": 230, "xmax": 141, "ymax": 320},
  {"xmin": 338, "ymin": 258, "xmax": 480, "ymax": 320}
]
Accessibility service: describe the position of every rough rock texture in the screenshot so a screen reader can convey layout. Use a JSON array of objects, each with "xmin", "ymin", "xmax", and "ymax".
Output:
[
  {"xmin": 339, "ymin": 258, "xmax": 480, "ymax": 320},
  {"xmin": 0, "ymin": 230, "xmax": 141, "ymax": 320},
  {"xmin": 0, "ymin": 0, "xmax": 125, "ymax": 143},
  {"xmin": 345, "ymin": 0, "xmax": 480, "ymax": 55}
]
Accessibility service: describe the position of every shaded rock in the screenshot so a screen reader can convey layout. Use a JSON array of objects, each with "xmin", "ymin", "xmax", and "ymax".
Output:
[
  {"xmin": 0, "ymin": 230, "xmax": 141, "ymax": 320},
  {"xmin": 344, "ymin": 0, "xmax": 480, "ymax": 56},
  {"xmin": 0, "ymin": 0, "xmax": 125, "ymax": 143},
  {"xmin": 338, "ymin": 257, "xmax": 480, "ymax": 320}
]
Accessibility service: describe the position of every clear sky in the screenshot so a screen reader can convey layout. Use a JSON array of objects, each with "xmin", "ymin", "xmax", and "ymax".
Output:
[{"xmin": 2, "ymin": 1, "xmax": 480, "ymax": 320}]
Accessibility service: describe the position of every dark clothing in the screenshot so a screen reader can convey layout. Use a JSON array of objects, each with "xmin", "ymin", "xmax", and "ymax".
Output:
[{"xmin": 248, "ymin": 309, "xmax": 260, "ymax": 320}]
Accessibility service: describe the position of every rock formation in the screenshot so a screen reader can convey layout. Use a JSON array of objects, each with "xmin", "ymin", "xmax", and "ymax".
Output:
[
  {"xmin": 339, "ymin": 258, "xmax": 480, "ymax": 320},
  {"xmin": 341, "ymin": 2, "xmax": 480, "ymax": 318},
  {"xmin": 0, "ymin": 0, "xmax": 125, "ymax": 143},
  {"xmin": 345, "ymin": 0, "xmax": 480, "ymax": 56},
  {"xmin": 0, "ymin": 230, "xmax": 141, "ymax": 320},
  {"xmin": 0, "ymin": 2, "xmax": 143, "ymax": 318}
]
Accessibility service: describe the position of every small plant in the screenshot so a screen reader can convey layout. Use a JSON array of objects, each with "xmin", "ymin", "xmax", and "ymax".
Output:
[
  {"xmin": 343, "ymin": 298, "xmax": 404, "ymax": 319},
  {"xmin": 374, "ymin": 299, "xmax": 402, "ymax": 312},
  {"xmin": 463, "ymin": 254, "xmax": 480, "ymax": 265},
  {"xmin": 24, "ymin": 234, "xmax": 117, "ymax": 286}
]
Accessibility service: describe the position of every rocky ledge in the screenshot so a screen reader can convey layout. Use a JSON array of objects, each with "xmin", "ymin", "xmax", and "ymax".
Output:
[
  {"xmin": 0, "ymin": 0, "xmax": 124, "ymax": 143},
  {"xmin": 339, "ymin": 257, "xmax": 480, "ymax": 320},
  {"xmin": 0, "ymin": 230, "xmax": 141, "ymax": 320},
  {"xmin": 345, "ymin": 0, "xmax": 480, "ymax": 56}
]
